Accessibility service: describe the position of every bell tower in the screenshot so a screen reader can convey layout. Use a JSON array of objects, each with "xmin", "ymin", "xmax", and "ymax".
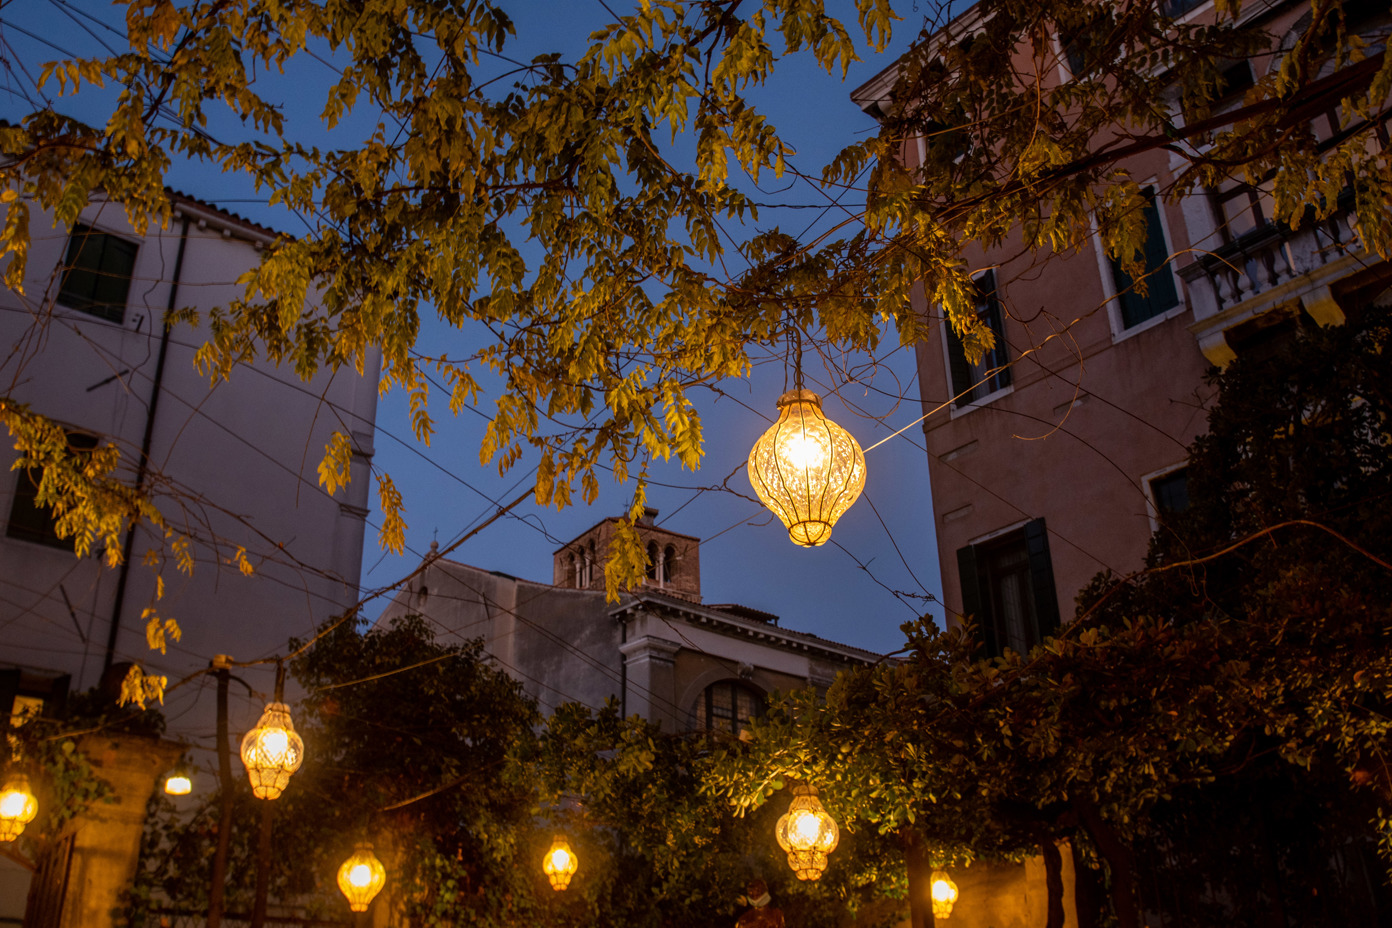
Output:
[{"xmin": 552, "ymin": 509, "xmax": 701, "ymax": 601}]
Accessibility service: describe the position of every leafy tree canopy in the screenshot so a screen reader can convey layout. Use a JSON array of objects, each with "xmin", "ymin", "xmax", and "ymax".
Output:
[{"xmin": 1, "ymin": 0, "xmax": 1388, "ymax": 674}]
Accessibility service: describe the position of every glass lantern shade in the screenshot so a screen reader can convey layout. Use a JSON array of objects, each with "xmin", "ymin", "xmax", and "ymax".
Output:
[
  {"xmin": 239, "ymin": 702, "xmax": 304, "ymax": 800},
  {"xmin": 0, "ymin": 775, "xmax": 38, "ymax": 842},
  {"xmin": 775, "ymin": 785, "xmax": 839, "ymax": 880},
  {"xmin": 542, "ymin": 834, "xmax": 578, "ymax": 890},
  {"xmin": 337, "ymin": 843, "xmax": 387, "ymax": 912},
  {"xmin": 931, "ymin": 870, "xmax": 959, "ymax": 919},
  {"xmin": 747, "ymin": 390, "xmax": 866, "ymax": 547}
]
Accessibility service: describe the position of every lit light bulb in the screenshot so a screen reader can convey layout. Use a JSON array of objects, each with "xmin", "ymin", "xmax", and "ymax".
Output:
[
  {"xmin": 774, "ymin": 785, "xmax": 839, "ymax": 880},
  {"xmin": 164, "ymin": 773, "xmax": 192, "ymax": 796},
  {"xmin": 348, "ymin": 863, "xmax": 373, "ymax": 887},
  {"xmin": 258, "ymin": 728, "xmax": 289, "ymax": 761}
]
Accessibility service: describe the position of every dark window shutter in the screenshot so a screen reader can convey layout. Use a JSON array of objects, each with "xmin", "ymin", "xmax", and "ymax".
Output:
[
  {"xmin": 1023, "ymin": 518, "xmax": 1062, "ymax": 640},
  {"xmin": 978, "ymin": 272, "xmax": 1012, "ymax": 391},
  {"xmin": 957, "ymin": 544, "xmax": 997, "ymax": 656},
  {"xmin": 946, "ymin": 325, "xmax": 975, "ymax": 402},
  {"xmin": 1111, "ymin": 189, "xmax": 1179, "ymax": 329}
]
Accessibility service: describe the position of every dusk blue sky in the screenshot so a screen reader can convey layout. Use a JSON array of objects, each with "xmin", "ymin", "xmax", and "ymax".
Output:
[{"xmin": 2, "ymin": 0, "xmax": 944, "ymax": 657}]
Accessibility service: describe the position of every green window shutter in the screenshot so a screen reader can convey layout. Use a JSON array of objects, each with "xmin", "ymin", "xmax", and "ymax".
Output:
[
  {"xmin": 1111, "ymin": 189, "xmax": 1179, "ymax": 329},
  {"xmin": 1023, "ymin": 518, "xmax": 1062, "ymax": 640},
  {"xmin": 957, "ymin": 544, "xmax": 997, "ymax": 657}
]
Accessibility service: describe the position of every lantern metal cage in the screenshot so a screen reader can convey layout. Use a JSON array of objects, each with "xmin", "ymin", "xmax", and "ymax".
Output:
[
  {"xmin": 774, "ymin": 784, "xmax": 839, "ymax": 880},
  {"xmin": 931, "ymin": 869, "xmax": 960, "ymax": 919},
  {"xmin": 542, "ymin": 834, "xmax": 578, "ymax": 890},
  {"xmin": 747, "ymin": 390, "xmax": 866, "ymax": 547},
  {"xmin": 239, "ymin": 702, "xmax": 304, "ymax": 800},
  {"xmin": 337, "ymin": 843, "xmax": 387, "ymax": 912},
  {"xmin": 0, "ymin": 775, "xmax": 38, "ymax": 842}
]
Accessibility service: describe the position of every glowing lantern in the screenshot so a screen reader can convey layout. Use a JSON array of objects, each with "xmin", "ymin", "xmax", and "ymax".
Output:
[
  {"xmin": 0, "ymin": 775, "xmax": 38, "ymax": 842},
  {"xmin": 337, "ymin": 843, "xmax": 387, "ymax": 912},
  {"xmin": 774, "ymin": 784, "xmax": 839, "ymax": 880},
  {"xmin": 164, "ymin": 763, "xmax": 192, "ymax": 796},
  {"xmin": 239, "ymin": 702, "xmax": 304, "ymax": 799},
  {"xmin": 747, "ymin": 390, "xmax": 866, "ymax": 547},
  {"xmin": 931, "ymin": 870, "xmax": 960, "ymax": 919},
  {"xmin": 542, "ymin": 834, "xmax": 578, "ymax": 890}
]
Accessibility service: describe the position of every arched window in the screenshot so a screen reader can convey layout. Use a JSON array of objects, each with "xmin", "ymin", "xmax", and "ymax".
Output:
[
  {"xmin": 663, "ymin": 545, "xmax": 677, "ymax": 584},
  {"xmin": 693, "ymin": 680, "xmax": 764, "ymax": 737},
  {"xmin": 566, "ymin": 553, "xmax": 578, "ymax": 588},
  {"xmin": 646, "ymin": 541, "xmax": 659, "ymax": 580}
]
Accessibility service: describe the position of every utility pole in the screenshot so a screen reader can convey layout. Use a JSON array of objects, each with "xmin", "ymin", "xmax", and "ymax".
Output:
[{"xmin": 208, "ymin": 656, "xmax": 233, "ymax": 928}]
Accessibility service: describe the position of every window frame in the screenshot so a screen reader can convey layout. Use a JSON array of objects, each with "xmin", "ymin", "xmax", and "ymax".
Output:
[
  {"xmin": 55, "ymin": 224, "xmax": 139, "ymax": 324},
  {"xmin": 1143, "ymin": 463, "xmax": 1191, "ymax": 532},
  {"xmin": 957, "ymin": 517, "xmax": 1061, "ymax": 658},
  {"xmin": 941, "ymin": 269, "xmax": 1014, "ymax": 416},
  {"xmin": 1094, "ymin": 183, "xmax": 1186, "ymax": 340},
  {"xmin": 692, "ymin": 679, "xmax": 765, "ymax": 738},
  {"xmin": 7, "ymin": 430, "xmax": 102, "ymax": 549}
]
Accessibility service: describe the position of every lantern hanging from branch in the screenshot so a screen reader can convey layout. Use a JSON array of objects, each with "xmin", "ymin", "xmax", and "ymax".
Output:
[
  {"xmin": 337, "ymin": 843, "xmax": 387, "ymax": 912},
  {"xmin": 931, "ymin": 870, "xmax": 960, "ymax": 919},
  {"xmin": 748, "ymin": 390, "xmax": 866, "ymax": 547},
  {"xmin": 0, "ymin": 775, "xmax": 38, "ymax": 842},
  {"xmin": 775, "ymin": 784, "xmax": 839, "ymax": 880},
  {"xmin": 542, "ymin": 834, "xmax": 578, "ymax": 890},
  {"xmin": 239, "ymin": 702, "xmax": 304, "ymax": 799}
]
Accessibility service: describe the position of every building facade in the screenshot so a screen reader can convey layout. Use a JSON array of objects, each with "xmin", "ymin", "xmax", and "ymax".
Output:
[
  {"xmin": 377, "ymin": 510, "xmax": 881, "ymax": 729},
  {"xmin": 0, "ymin": 193, "xmax": 381, "ymax": 924},
  {"xmin": 854, "ymin": 0, "xmax": 1391, "ymax": 653}
]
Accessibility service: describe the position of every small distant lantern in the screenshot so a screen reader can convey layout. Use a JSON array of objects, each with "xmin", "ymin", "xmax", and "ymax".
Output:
[
  {"xmin": 0, "ymin": 775, "xmax": 38, "ymax": 842},
  {"xmin": 748, "ymin": 390, "xmax": 866, "ymax": 547},
  {"xmin": 164, "ymin": 762, "xmax": 193, "ymax": 796},
  {"xmin": 337, "ymin": 843, "xmax": 387, "ymax": 912},
  {"xmin": 239, "ymin": 702, "xmax": 304, "ymax": 799},
  {"xmin": 542, "ymin": 834, "xmax": 578, "ymax": 890},
  {"xmin": 931, "ymin": 870, "xmax": 959, "ymax": 919},
  {"xmin": 775, "ymin": 784, "xmax": 839, "ymax": 880}
]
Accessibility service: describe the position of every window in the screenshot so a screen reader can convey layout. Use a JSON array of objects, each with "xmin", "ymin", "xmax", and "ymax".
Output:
[
  {"xmin": 1161, "ymin": 0, "xmax": 1207, "ymax": 18},
  {"xmin": 0, "ymin": 668, "xmax": 70, "ymax": 725},
  {"xmin": 57, "ymin": 224, "xmax": 138, "ymax": 323},
  {"xmin": 7, "ymin": 431, "xmax": 100, "ymax": 548},
  {"xmin": 957, "ymin": 519, "xmax": 1061, "ymax": 658},
  {"xmin": 693, "ymin": 680, "xmax": 764, "ymax": 737},
  {"xmin": 945, "ymin": 270, "xmax": 1012, "ymax": 407},
  {"xmin": 1109, "ymin": 188, "xmax": 1180, "ymax": 330},
  {"xmin": 646, "ymin": 542, "xmax": 659, "ymax": 580},
  {"xmin": 1150, "ymin": 468, "xmax": 1190, "ymax": 516},
  {"xmin": 663, "ymin": 544, "xmax": 677, "ymax": 583}
]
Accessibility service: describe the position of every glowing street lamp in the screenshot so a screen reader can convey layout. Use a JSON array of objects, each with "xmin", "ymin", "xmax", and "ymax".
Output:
[
  {"xmin": 774, "ymin": 784, "xmax": 839, "ymax": 880},
  {"xmin": 748, "ymin": 390, "xmax": 866, "ymax": 547},
  {"xmin": 337, "ymin": 843, "xmax": 387, "ymax": 912},
  {"xmin": 931, "ymin": 870, "xmax": 960, "ymax": 919},
  {"xmin": 542, "ymin": 834, "xmax": 578, "ymax": 890},
  {"xmin": 0, "ymin": 775, "xmax": 38, "ymax": 842},
  {"xmin": 239, "ymin": 702, "xmax": 304, "ymax": 800},
  {"xmin": 164, "ymin": 763, "xmax": 193, "ymax": 796}
]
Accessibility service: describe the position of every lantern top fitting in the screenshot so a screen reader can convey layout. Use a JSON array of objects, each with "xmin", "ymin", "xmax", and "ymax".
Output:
[
  {"xmin": 748, "ymin": 390, "xmax": 866, "ymax": 548},
  {"xmin": 0, "ymin": 775, "xmax": 39, "ymax": 842},
  {"xmin": 543, "ymin": 834, "xmax": 578, "ymax": 891},
  {"xmin": 931, "ymin": 869, "xmax": 960, "ymax": 919},
  {"xmin": 337, "ymin": 842, "xmax": 387, "ymax": 912},
  {"xmin": 239, "ymin": 701, "xmax": 304, "ymax": 800},
  {"xmin": 775, "ymin": 784, "xmax": 839, "ymax": 881}
]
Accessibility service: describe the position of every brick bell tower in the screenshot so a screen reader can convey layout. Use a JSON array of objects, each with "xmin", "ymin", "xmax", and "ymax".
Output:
[{"xmin": 552, "ymin": 508, "xmax": 701, "ymax": 602}]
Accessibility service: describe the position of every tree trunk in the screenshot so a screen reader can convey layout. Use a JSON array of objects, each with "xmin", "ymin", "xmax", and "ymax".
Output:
[
  {"xmin": 1073, "ymin": 799, "xmax": 1141, "ymax": 928},
  {"xmin": 901, "ymin": 829, "xmax": 937, "ymax": 928},
  {"xmin": 1042, "ymin": 840, "xmax": 1065, "ymax": 928}
]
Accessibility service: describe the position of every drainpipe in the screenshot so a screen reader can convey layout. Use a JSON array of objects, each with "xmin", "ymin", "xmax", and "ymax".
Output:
[
  {"xmin": 619, "ymin": 614, "xmax": 628, "ymax": 718},
  {"xmin": 102, "ymin": 214, "xmax": 192, "ymax": 677}
]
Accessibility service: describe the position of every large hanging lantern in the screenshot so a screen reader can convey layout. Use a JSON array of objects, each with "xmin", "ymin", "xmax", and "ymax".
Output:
[
  {"xmin": 239, "ymin": 702, "xmax": 304, "ymax": 799},
  {"xmin": 931, "ymin": 870, "xmax": 960, "ymax": 919},
  {"xmin": 0, "ymin": 775, "xmax": 38, "ymax": 842},
  {"xmin": 748, "ymin": 390, "xmax": 866, "ymax": 547},
  {"xmin": 775, "ymin": 784, "xmax": 839, "ymax": 880},
  {"xmin": 337, "ymin": 843, "xmax": 387, "ymax": 912},
  {"xmin": 542, "ymin": 834, "xmax": 578, "ymax": 890}
]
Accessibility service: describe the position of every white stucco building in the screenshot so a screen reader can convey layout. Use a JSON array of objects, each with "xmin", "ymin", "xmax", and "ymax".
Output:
[{"xmin": 0, "ymin": 192, "xmax": 381, "ymax": 921}]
